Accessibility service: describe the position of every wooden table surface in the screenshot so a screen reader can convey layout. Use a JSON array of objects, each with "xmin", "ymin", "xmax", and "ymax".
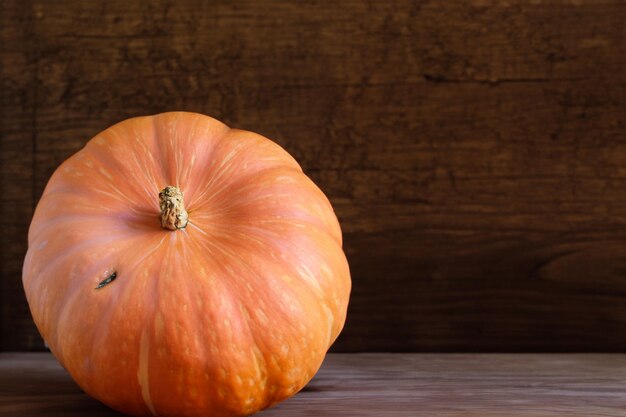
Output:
[{"xmin": 2, "ymin": 353, "xmax": 626, "ymax": 416}]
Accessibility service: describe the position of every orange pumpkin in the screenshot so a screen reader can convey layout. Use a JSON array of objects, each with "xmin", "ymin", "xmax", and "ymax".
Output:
[{"xmin": 22, "ymin": 112, "xmax": 351, "ymax": 417}]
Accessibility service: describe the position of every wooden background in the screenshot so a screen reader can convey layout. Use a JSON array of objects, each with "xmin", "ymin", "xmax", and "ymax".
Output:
[{"xmin": 1, "ymin": 0, "xmax": 625, "ymax": 352}]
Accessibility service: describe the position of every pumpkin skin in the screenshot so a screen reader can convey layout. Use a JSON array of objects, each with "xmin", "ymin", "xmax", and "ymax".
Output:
[{"xmin": 22, "ymin": 112, "xmax": 351, "ymax": 417}]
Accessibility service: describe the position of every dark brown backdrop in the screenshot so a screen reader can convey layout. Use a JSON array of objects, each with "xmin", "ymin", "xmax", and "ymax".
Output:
[{"xmin": 1, "ymin": 0, "xmax": 625, "ymax": 352}]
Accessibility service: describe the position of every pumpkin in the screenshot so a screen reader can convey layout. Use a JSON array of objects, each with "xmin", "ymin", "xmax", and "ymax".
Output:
[{"xmin": 22, "ymin": 112, "xmax": 351, "ymax": 417}]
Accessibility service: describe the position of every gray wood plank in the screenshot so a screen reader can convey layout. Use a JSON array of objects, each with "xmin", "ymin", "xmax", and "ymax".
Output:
[{"xmin": 3, "ymin": 353, "xmax": 626, "ymax": 416}]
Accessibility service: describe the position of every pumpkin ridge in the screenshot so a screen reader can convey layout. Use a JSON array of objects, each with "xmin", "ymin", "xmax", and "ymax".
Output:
[
  {"xmin": 34, "ymin": 254, "xmax": 115, "ymax": 359},
  {"xmin": 170, "ymin": 115, "xmax": 231, "ymax": 206},
  {"xmin": 185, "ymin": 130, "xmax": 300, "ymax": 211},
  {"xmin": 228, "ymin": 221, "xmax": 349, "ymax": 342},
  {"xmin": 151, "ymin": 114, "xmax": 176, "ymax": 189},
  {"xmin": 184, "ymin": 231, "xmax": 291, "ymax": 413},
  {"xmin": 237, "ymin": 303, "xmax": 270, "ymax": 409},
  {"xmin": 75, "ymin": 137, "xmax": 158, "ymax": 210},
  {"xmin": 40, "ymin": 173, "xmax": 142, "ymax": 212},
  {"xmin": 187, "ymin": 165, "xmax": 302, "ymax": 214},
  {"xmin": 152, "ymin": 232, "xmax": 248, "ymax": 415},
  {"xmin": 187, "ymin": 164, "xmax": 342, "ymax": 247},
  {"xmin": 86, "ymin": 135, "xmax": 161, "ymax": 208},
  {"xmin": 27, "ymin": 232, "xmax": 126, "ymax": 293},
  {"xmin": 77, "ymin": 235, "xmax": 167, "ymax": 417},
  {"xmin": 37, "ymin": 231, "xmax": 167, "ymax": 358},
  {"xmin": 150, "ymin": 112, "xmax": 230, "ymax": 191},
  {"xmin": 187, "ymin": 226, "xmax": 332, "ymax": 402},
  {"xmin": 201, "ymin": 256, "xmax": 267, "ymax": 415},
  {"xmin": 176, "ymin": 243, "xmax": 225, "ymax": 415},
  {"xmin": 184, "ymin": 210, "xmax": 343, "ymax": 340},
  {"xmin": 28, "ymin": 212, "xmax": 119, "ymax": 244},
  {"xmin": 230, "ymin": 227, "xmax": 335, "ymax": 326}
]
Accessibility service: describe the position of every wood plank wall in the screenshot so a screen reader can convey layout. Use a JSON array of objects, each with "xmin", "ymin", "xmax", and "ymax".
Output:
[{"xmin": 1, "ymin": 0, "xmax": 625, "ymax": 351}]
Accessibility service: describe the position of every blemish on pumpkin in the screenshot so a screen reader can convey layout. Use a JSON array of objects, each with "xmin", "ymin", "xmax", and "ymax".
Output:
[
  {"xmin": 241, "ymin": 306, "xmax": 250, "ymax": 320},
  {"xmin": 138, "ymin": 329, "xmax": 157, "ymax": 416},
  {"xmin": 95, "ymin": 271, "xmax": 117, "ymax": 289},
  {"xmin": 99, "ymin": 167, "xmax": 113, "ymax": 180},
  {"xmin": 155, "ymin": 313, "xmax": 165, "ymax": 336},
  {"xmin": 256, "ymin": 309, "xmax": 269, "ymax": 325}
]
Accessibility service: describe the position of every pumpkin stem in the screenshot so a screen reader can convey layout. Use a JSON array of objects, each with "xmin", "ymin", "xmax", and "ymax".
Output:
[{"xmin": 159, "ymin": 186, "xmax": 189, "ymax": 230}]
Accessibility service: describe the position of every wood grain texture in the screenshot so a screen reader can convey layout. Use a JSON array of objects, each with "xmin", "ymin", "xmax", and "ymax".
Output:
[
  {"xmin": 3, "ymin": 353, "xmax": 626, "ymax": 416},
  {"xmin": 1, "ymin": 0, "xmax": 625, "ymax": 351},
  {"xmin": 0, "ymin": 0, "xmax": 39, "ymax": 351}
]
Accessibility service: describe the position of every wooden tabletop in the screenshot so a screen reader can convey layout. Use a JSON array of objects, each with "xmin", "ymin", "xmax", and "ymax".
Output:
[{"xmin": 2, "ymin": 353, "xmax": 626, "ymax": 416}]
